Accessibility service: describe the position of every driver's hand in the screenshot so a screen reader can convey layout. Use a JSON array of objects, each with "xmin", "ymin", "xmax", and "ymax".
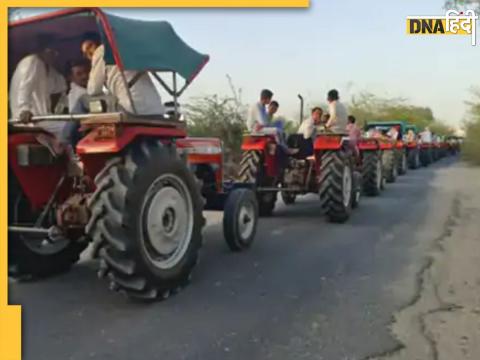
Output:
[{"xmin": 19, "ymin": 110, "xmax": 33, "ymax": 124}]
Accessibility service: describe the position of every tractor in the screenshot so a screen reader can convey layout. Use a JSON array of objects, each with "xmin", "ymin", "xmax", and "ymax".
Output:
[
  {"xmin": 405, "ymin": 124, "xmax": 421, "ymax": 169},
  {"xmin": 8, "ymin": 8, "xmax": 259, "ymax": 301},
  {"xmin": 364, "ymin": 121, "xmax": 408, "ymax": 182},
  {"xmin": 237, "ymin": 96, "xmax": 361, "ymax": 223}
]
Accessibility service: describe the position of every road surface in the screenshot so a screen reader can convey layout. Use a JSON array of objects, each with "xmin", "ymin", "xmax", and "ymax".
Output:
[{"xmin": 9, "ymin": 157, "xmax": 480, "ymax": 360}]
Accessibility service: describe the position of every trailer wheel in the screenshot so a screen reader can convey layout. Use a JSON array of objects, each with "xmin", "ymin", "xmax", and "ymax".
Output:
[
  {"xmin": 8, "ymin": 173, "xmax": 87, "ymax": 279},
  {"xmin": 86, "ymin": 140, "xmax": 205, "ymax": 301},
  {"xmin": 361, "ymin": 151, "xmax": 383, "ymax": 196},
  {"xmin": 318, "ymin": 150, "xmax": 353, "ymax": 223},
  {"xmin": 238, "ymin": 150, "xmax": 277, "ymax": 216},
  {"xmin": 223, "ymin": 189, "xmax": 258, "ymax": 252}
]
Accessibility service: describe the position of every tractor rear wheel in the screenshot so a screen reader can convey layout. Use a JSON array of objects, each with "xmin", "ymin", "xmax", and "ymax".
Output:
[
  {"xmin": 397, "ymin": 150, "xmax": 408, "ymax": 175},
  {"xmin": 318, "ymin": 150, "xmax": 353, "ymax": 223},
  {"xmin": 408, "ymin": 148, "xmax": 420, "ymax": 169},
  {"xmin": 383, "ymin": 150, "xmax": 397, "ymax": 183},
  {"xmin": 8, "ymin": 173, "xmax": 87, "ymax": 279},
  {"xmin": 238, "ymin": 150, "xmax": 277, "ymax": 216},
  {"xmin": 86, "ymin": 140, "xmax": 205, "ymax": 301},
  {"xmin": 361, "ymin": 151, "xmax": 383, "ymax": 196}
]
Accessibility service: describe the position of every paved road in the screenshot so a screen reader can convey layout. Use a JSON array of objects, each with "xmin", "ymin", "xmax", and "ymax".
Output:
[{"xmin": 9, "ymin": 157, "xmax": 464, "ymax": 360}]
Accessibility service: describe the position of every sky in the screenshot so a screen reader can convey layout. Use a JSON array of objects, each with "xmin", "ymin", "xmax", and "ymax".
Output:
[{"xmin": 17, "ymin": 1, "xmax": 480, "ymax": 128}]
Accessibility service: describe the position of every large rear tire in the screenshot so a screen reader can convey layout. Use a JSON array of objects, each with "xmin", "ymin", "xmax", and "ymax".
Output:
[
  {"xmin": 383, "ymin": 150, "xmax": 397, "ymax": 183},
  {"xmin": 407, "ymin": 148, "xmax": 420, "ymax": 169},
  {"xmin": 361, "ymin": 151, "xmax": 383, "ymax": 196},
  {"xmin": 8, "ymin": 172, "xmax": 87, "ymax": 279},
  {"xmin": 397, "ymin": 149, "xmax": 408, "ymax": 175},
  {"xmin": 86, "ymin": 140, "xmax": 205, "ymax": 301},
  {"xmin": 238, "ymin": 150, "xmax": 277, "ymax": 216},
  {"xmin": 318, "ymin": 150, "xmax": 353, "ymax": 223}
]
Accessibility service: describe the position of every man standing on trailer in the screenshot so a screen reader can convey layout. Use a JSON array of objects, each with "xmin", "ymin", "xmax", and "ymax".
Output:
[
  {"xmin": 81, "ymin": 32, "xmax": 165, "ymax": 115},
  {"xmin": 325, "ymin": 89, "xmax": 348, "ymax": 133},
  {"xmin": 247, "ymin": 89, "xmax": 273, "ymax": 132}
]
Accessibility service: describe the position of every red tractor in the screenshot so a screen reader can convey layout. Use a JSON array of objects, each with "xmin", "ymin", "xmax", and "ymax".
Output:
[
  {"xmin": 237, "ymin": 97, "xmax": 361, "ymax": 223},
  {"xmin": 8, "ymin": 8, "xmax": 259, "ymax": 301}
]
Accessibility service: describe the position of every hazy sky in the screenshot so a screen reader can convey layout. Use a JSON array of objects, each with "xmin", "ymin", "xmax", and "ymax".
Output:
[{"xmin": 18, "ymin": 1, "xmax": 479, "ymax": 127}]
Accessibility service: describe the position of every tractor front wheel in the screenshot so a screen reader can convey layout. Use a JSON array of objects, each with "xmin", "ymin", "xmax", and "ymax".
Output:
[{"xmin": 86, "ymin": 140, "xmax": 205, "ymax": 301}]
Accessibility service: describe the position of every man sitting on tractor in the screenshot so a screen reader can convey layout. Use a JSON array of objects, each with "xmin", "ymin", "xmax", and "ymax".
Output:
[
  {"xmin": 347, "ymin": 115, "xmax": 361, "ymax": 156},
  {"xmin": 9, "ymin": 33, "xmax": 67, "ymax": 126},
  {"xmin": 296, "ymin": 107, "xmax": 323, "ymax": 157},
  {"xmin": 247, "ymin": 89, "xmax": 273, "ymax": 132},
  {"xmin": 325, "ymin": 89, "xmax": 348, "ymax": 132},
  {"xmin": 81, "ymin": 32, "xmax": 165, "ymax": 115}
]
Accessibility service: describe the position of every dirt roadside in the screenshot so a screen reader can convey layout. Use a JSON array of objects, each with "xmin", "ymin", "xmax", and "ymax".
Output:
[{"xmin": 370, "ymin": 162, "xmax": 480, "ymax": 360}]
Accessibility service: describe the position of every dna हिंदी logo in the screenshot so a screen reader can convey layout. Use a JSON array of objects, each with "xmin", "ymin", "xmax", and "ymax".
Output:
[{"xmin": 406, "ymin": 9, "xmax": 478, "ymax": 46}]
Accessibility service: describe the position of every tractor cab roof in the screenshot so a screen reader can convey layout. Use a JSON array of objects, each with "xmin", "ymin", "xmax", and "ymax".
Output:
[{"xmin": 9, "ymin": 8, "xmax": 209, "ymax": 94}]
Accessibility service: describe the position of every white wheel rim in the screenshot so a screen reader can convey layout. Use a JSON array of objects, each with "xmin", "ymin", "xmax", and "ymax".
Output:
[
  {"xmin": 141, "ymin": 174, "xmax": 194, "ymax": 270},
  {"xmin": 342, "ymin": 166, "xmax": 352, "ymax": 208},
  {"xmin": 238, "ymin": 202, "xmax": 255, "ymax": 240}
]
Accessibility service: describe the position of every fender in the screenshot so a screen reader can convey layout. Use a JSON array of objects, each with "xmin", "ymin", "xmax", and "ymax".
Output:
[
  {"xmin": 8, "ymin": 132, "xmax": 69, "ymax": 210},
  {"xmin": 406, "ymin": 141, "xmax": 418, "ymax": 149},
  {"xmin": 395, "ymin": 140, "xmax": 405, "ymax": 150},
  {"xmin": 241, "ymin": 135, "xmax": 276, "ymax": 151},
  {"xmin": 358, "ymin": 138, "xmax": 379, "ymax": 151},
  {"xmin": 77, "ymin": 125, "xmax": 186, "ymax": 179},
  {"xmin": 314, "ymin": 134, "xmax": 346, "ymax": 151}
]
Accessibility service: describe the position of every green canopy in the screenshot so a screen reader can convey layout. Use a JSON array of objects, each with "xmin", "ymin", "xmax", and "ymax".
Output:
[{"xmin": 101, "ymin": 13, "xmax": 209, "ymax": 82}]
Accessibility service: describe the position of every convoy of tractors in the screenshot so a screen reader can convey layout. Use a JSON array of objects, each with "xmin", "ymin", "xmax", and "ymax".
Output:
[{"xmin": 7, "ymin": 8, "xmax": 463, "ymax": 301}]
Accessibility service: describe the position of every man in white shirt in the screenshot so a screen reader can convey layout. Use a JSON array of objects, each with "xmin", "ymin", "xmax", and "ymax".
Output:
[
  {"xmin": 420, "ymin": 127, "xmax": 432, "ymax": 143},
  {"xmin": 81, "ymin": 32, "xmax": 165, "ymax": 115},
  {"xmin": 9, "ymin": 33, "xmax": 67, "ymax": 123},
  {"xmin": 298, "ymin": 107, "xmax": 323, "ymax": 140},
  {"xmin": 325, "ymin": 89, "xmax": 348, "ymax": 133},
  {"xmin": 67, "ymin": 59, "xmax": 90, "ymax": 114},
  {"xmin": 247, "ymin": 89, "xmax": 273, "ymax": 132}
]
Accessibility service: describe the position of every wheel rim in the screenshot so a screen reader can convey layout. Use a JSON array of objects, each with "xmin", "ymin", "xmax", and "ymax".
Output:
[
  {"xmin": 342, "ymin": 166, "xmax": 352, "ymax": 208},
  {"xmin": 141, "ymin": 174, "xmax": 194, "ymax": 270},
  {"xmin": 238, "ymin": 201, "xmax": 255, "ymax": 240},
  {"xmin": 376, "ymin": 160, "xmax": 382, "ymax": 189}
]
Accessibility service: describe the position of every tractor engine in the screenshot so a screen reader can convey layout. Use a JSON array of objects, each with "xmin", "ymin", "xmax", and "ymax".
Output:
[{"xmin": 283, "ymin": 159, "xmax": 308, "ymax": 190}]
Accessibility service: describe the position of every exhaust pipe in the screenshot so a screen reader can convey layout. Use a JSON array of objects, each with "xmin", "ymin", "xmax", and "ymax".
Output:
[{"xmin": 298, "ymin": 94, "xmax": 304, "ymax": 125}]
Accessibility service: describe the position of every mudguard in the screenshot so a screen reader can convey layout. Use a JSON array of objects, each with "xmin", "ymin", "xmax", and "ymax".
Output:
[
  {"xmin": 241, "ymin": 134, "xmax": 275, "ymax": 151},
  {"xmin": 358, "ymin": 138, "xmax": 380, "ymax": 151},
  {"xmin": 395, "ymin": 140, "xmax": 405, "ymax": 150},
  {"xmin": 406, "ymin": 141, "xmax": 418, "ymax": 149},
  {"xmin": 76, "ymin": 125, "xmax": 186, "ymax": 179},
  {"xmin": 313, "ymin": 134, "xmax": 347, "ymax": 151}
]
